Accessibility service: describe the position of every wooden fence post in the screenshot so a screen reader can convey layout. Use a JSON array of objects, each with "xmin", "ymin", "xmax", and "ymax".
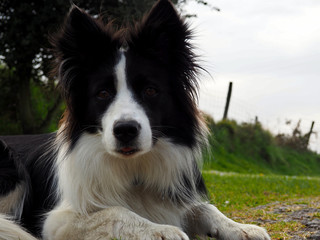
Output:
[
  {"xmin": 305, "ymin": 121, "xmax": 315, "ymax": 148},
  {"xmin": 223, "ymin": 82, "xmax": 233, "ymax": 120}
]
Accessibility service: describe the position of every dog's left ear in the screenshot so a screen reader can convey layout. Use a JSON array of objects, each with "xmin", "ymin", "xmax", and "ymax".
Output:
[
  {"xmin": 129, "ymin": 0, "xmax": 194, "ymax": 65},
  {"xmin": 129, "ymin": 0, "xmax": 199, "ymax": 100}
]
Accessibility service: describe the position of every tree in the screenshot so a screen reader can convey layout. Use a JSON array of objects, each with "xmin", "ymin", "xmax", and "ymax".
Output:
[
  {"xmin": 0, "ymin": 0, "xmax": 70, "ymax": 133},
  {"xmin": 0, "ymin": 0, "xmax": 211, "ymax": 134}
]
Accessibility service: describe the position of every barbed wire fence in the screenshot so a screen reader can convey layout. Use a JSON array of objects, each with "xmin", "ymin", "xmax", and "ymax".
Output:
[{"xmin": 199, "ymin": 82, "xmax": 320, "ymax": 154}]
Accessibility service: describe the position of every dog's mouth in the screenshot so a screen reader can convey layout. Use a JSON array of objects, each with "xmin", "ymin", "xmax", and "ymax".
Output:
[{"xmin": 117, "ymin": 147, "xmax": 139, "ymax": 156}]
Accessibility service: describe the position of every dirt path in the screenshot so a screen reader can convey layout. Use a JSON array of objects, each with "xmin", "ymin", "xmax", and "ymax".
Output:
[{"xmin": 252, "ymin": 198, "xmax": 320, "ymax": 239}]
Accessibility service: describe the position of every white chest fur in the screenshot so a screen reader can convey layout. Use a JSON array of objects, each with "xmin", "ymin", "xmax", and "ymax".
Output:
[{"xmin": 55, "ymin": 133, "xmax": 199, "ymax": 227}]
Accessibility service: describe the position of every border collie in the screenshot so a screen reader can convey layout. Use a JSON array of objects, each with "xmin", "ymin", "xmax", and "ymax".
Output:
[{"xmin": 0, "ymin": 0, "xmax": 270, "ymax": 239}]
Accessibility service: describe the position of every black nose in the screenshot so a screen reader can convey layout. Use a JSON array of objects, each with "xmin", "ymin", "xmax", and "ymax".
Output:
[{"xmin": 113, "ymin": 120, "xmax": 141, "ymax": 143}]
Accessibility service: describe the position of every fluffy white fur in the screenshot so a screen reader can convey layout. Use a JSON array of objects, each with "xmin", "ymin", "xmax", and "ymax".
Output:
[
  {"xmin": 54, "ymin": 133, "xmax": 198, "ymax": 222},
  {"xmin": 43, "ymin": 205, "xmax": 189, "ymax": 240},
  {"xmin": 43, "ymin": 204, "xmax": 270, "ymax": 240},
  {"xmin": 0, "ymin": 184, "xmax": 26, "ymax": 220},
  {"xmin": 0, "ymin": 215, "xmax": 37, "ymax": 240},
  {"xmin": 42, "ymin": 131, "xmax": 200, "ymax": 239}
]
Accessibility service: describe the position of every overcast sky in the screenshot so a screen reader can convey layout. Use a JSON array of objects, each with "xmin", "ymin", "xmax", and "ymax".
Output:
[{"xmin": 185, "ymin": 0, "xmax": 320, "ymax": 153}]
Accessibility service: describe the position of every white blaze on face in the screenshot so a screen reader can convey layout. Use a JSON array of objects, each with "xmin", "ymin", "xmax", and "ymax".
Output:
[{"xmin": 101, "ymin": 52, "xmax": 152, "ymax": 157}]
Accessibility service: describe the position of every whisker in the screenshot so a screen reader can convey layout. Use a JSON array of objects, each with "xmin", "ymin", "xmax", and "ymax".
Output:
[
  {"xmin": 151, "ymin": 129, "xmax": 168, "ymax": 139},
  {"xmin": 151, "ymin": 125, "xmax": 177, "ymax": 130}
]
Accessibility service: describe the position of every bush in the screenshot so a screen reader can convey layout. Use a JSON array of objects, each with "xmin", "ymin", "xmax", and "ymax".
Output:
[{"xmin": 203, "ymin": 114, "xmax": 320, "ymax": 176}]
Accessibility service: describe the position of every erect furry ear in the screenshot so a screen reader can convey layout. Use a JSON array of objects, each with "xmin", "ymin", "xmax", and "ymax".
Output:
[
  {"xmin": 129, "ymin": 0, "xmax": 193, "ymax": 61},
  {"xmin": 50, "ymin": 6, "xmax": 119, "ymax": 98},
  {"xmin": 53, "ymin": 6, "xmax": 119, "ymax": 62},
  {"xmin": 128, "ymin": 0, "xmax": 200, "ymax": 99}
]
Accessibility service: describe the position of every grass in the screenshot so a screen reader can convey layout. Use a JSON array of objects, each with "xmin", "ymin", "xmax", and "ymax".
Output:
[
  {"xmin": 203, "ymin": 171, "xmax": 320, "ymax": 239},
  {"xmin": 203, "ymin": 117, "xmax": 320, "ymax": 177},
  {"xmin": 201, "ymin": 117, "xmax": 320, "ymax": 238},
  {"xmin": 203, "ymin": 171, "xmax": 320, "ymax": 211}
]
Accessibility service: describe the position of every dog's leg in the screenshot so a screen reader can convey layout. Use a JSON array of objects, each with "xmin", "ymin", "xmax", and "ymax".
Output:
[
  {"xmin": 43, "ymin": 205, "xmax": 189, "ymax": 240},
  {"xmin": 184, "ymin": 203, "xmax": 270, "ymax": 240}
]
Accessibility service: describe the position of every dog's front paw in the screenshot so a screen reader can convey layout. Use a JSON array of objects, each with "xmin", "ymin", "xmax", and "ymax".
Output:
[
  {"xmin": 144, "ymin": 224, "xmax": 189, "ymax": 240},
  {"xmin": 206, "ymin": 223, "xmax": 270, "ymax": 240},
  {"xmin": 238, "ymin": 224, "xmax": 270, "ymax": 240},
  {"xmin": 214, "ymin": 223, "xmax": 270, "ymax": 240}
]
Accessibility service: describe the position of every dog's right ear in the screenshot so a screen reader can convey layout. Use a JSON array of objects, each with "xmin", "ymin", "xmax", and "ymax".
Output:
[
  {"xmin": 52, "ymin": 6, "xmax": 116, "ymax": 63},
  {"xmin": 51, "ymin": 6, "xmax": 119, "ymax": 96}
]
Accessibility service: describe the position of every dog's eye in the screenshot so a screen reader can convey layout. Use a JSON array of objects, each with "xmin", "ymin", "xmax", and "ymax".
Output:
[
  {"xmin": 144, "ymin": 87, "xmax": 158, "ymax": 97},
  {"xmin": 97, "ymin": 90, "xmax": 111, "ymax": 100}
]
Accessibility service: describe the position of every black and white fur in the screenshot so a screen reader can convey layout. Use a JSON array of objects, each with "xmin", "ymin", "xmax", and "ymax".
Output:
[{"xmin": 0, "ymin": 1, "xmax": 270, "ymax": 239}]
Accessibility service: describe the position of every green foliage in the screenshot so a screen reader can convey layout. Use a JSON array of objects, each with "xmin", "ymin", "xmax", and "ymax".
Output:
[
  {"xmin": 0, "ymin": 70, "xmax": 63, "ymax": 134},
  {"xmin": 0, "ymin": 65, "xmax": 21, "ymax": 134},
  {"xmin": 29, "ymin": 80, "xmax": 64, "ymax": 132},
  {"xmin": 203, "ymin": 116, "xmax": 320, "ymax": 176}
]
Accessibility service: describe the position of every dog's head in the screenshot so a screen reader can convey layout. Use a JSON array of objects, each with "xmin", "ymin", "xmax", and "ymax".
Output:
[{"xmin": 52, "ymin": 0, "xmax": 204, "ymax": 158}]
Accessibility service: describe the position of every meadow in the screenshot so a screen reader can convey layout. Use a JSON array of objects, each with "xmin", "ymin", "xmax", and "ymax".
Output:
[
  {"xmin": 203, "ymin": 172, "xmax": 320, "ymax": 239},
  {"xmin": 202, "ymin": 117, "xmax": 320, "ymax": 239},
  {"xmin": 203, "ymin": 117, "xmax": 320, "ymax": 176}
]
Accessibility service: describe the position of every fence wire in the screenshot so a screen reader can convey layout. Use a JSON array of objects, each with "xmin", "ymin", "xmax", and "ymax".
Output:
[{"xmin": 199, "ymin": 88, "xmax": 319, "ymax": 154}]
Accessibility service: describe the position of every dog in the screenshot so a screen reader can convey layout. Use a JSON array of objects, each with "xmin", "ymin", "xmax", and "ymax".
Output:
[{"xmin": 0, "ymin": 0, "xmax": 270, "ymax": 239}]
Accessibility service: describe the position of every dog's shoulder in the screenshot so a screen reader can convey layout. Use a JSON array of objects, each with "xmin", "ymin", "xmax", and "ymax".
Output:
[
  {"xmin": 0, "ymin": 133, "xmax": 58, "ymax": 235},
  {"xmin": 0, "ymin": 138, "xmax": 22, "ymax": 197}
]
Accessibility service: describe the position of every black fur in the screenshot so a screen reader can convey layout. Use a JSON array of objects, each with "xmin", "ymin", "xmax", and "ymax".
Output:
[
  {"xmin": 50, "ymin": 6, "xmax": 121, "ymax": 146},
  {"xmin": 0, "ymin": 134, "xmax": 56, "ymax": 236},
  {"xmin": 0, "ymin": 140, "xmax": 22, "ymax": 196},
  {"xmin": 127, "ymin": 0, "xmax": 202, "ymax": 147}
]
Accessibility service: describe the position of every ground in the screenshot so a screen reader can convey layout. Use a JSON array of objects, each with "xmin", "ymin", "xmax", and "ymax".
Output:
[
  {"xmin": 203, "ymin": 171, "xmax": 320, "ymax": 239},
  {"xmin": 231, "ymin": 197, "xmax": 320, "ymax": 239}
]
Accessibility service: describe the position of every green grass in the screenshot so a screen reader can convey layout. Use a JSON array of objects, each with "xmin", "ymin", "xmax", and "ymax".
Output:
[
  {"xmin": 203, "ymin": 171, "xmax": 320, "ymax": 239},
  {"xmin": 200, "ymin": 118, "xmax": 320, "ymax": 239},
  {"xmin": 203, "ymin": 118, "xmax": 320, "ymax": 176},
  {"xmin": 203, "ymin": 171, "xmax": 320, "ymax": 212}
]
